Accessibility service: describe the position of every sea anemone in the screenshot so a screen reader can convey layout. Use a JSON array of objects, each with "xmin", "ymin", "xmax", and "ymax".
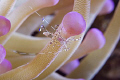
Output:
[{"xmin": 0, "ymin": 0, "xmax": 119, "ymax": 80}]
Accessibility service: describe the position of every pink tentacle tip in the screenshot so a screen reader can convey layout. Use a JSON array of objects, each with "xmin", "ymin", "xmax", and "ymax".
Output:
[
  {"xmin": 60, "ymin": 60, "xmax": 79, "ymax": 75},
  {"xmin": 90, "ymin": 28, "xmax": 106, "ymax": 49},
  {"xmin": 61, "ymin": 11, "xmax": 86, "ymax": 38},
  {"xmin": 0, "ymin": 44, "xmax": 6, "ymax": 64},
  {"xmin": 0, "ymin": 16, "xmax": 11, "ymax": 36},
  {"xmin": 99, "ymin": 0, "xmax": 114, "ymax": 15},
  {"xmin": 0, "ymin": 59, "xmax": 12, "ymax": 74},
  {"xmin": 84, "ymin": 28, "xmax": 106, "ymax": 50}
]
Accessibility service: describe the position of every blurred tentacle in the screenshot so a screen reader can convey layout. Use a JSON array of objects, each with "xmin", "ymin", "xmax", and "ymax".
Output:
[
  {"xmin": 0, "ymin": 59, "xmax": 12, "ymax": 74},
  {"xmin": 69, "ymin": 0, "xmax": 107, "ymax": 64},
  {"xmin": 36, "ymin": 0, "xmax": 74, "ymax": 16},
  {"xmin": 0, "ymin": 16, "xmax": 11, "ymax": 37},
  {"xmin": 4, "ymin": 32, "xmax": 50, "ymax": 53},
  {"xmin": 67, "ymin": 1, "xmax": 120, "ymax": 79},
  {"xmin": 0, "ymin": 45, "xmax": 6, "ymax": 64},
  {"xmin": 36, "ymin": 4, "xmax": 73, "ymax": 37},
  {"xmin": 87, "ymin": 0, "xmax": 107, "ymax": 31},
  {"xmin": 16, "ymin": 14, "xmax": 43, "ymax": 35},
  {"xmin": 0, "ymin": 0, "xmax": 59, "ymax": 45},
  {"xmin": 60, "ymin": 60, "xmax": 79, "ymax": 75},
  {"xmin": 98, "ymin": 0, "xmax": 114, "ymax": 15},
  {"xmin": 17, "ymin": 0, "xmax": 74, "ymax": 35},
  {"xmin": 67, "ymin": 28, "xmax": 105, "ymax": 63},
  {"xmin": 43, "ymin": 72, "xmax": 84, "ymax": 80},
  {"xmin": 0, "ymin": 0, "xmax": 16, "ymax": 16},
  {"xmin": 46, "ymin": 5, "xmax": 73, "ymax": 32},
  {"xmin": 6, "ymin": 49, "xmax": 35, "ymax": 69}
]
